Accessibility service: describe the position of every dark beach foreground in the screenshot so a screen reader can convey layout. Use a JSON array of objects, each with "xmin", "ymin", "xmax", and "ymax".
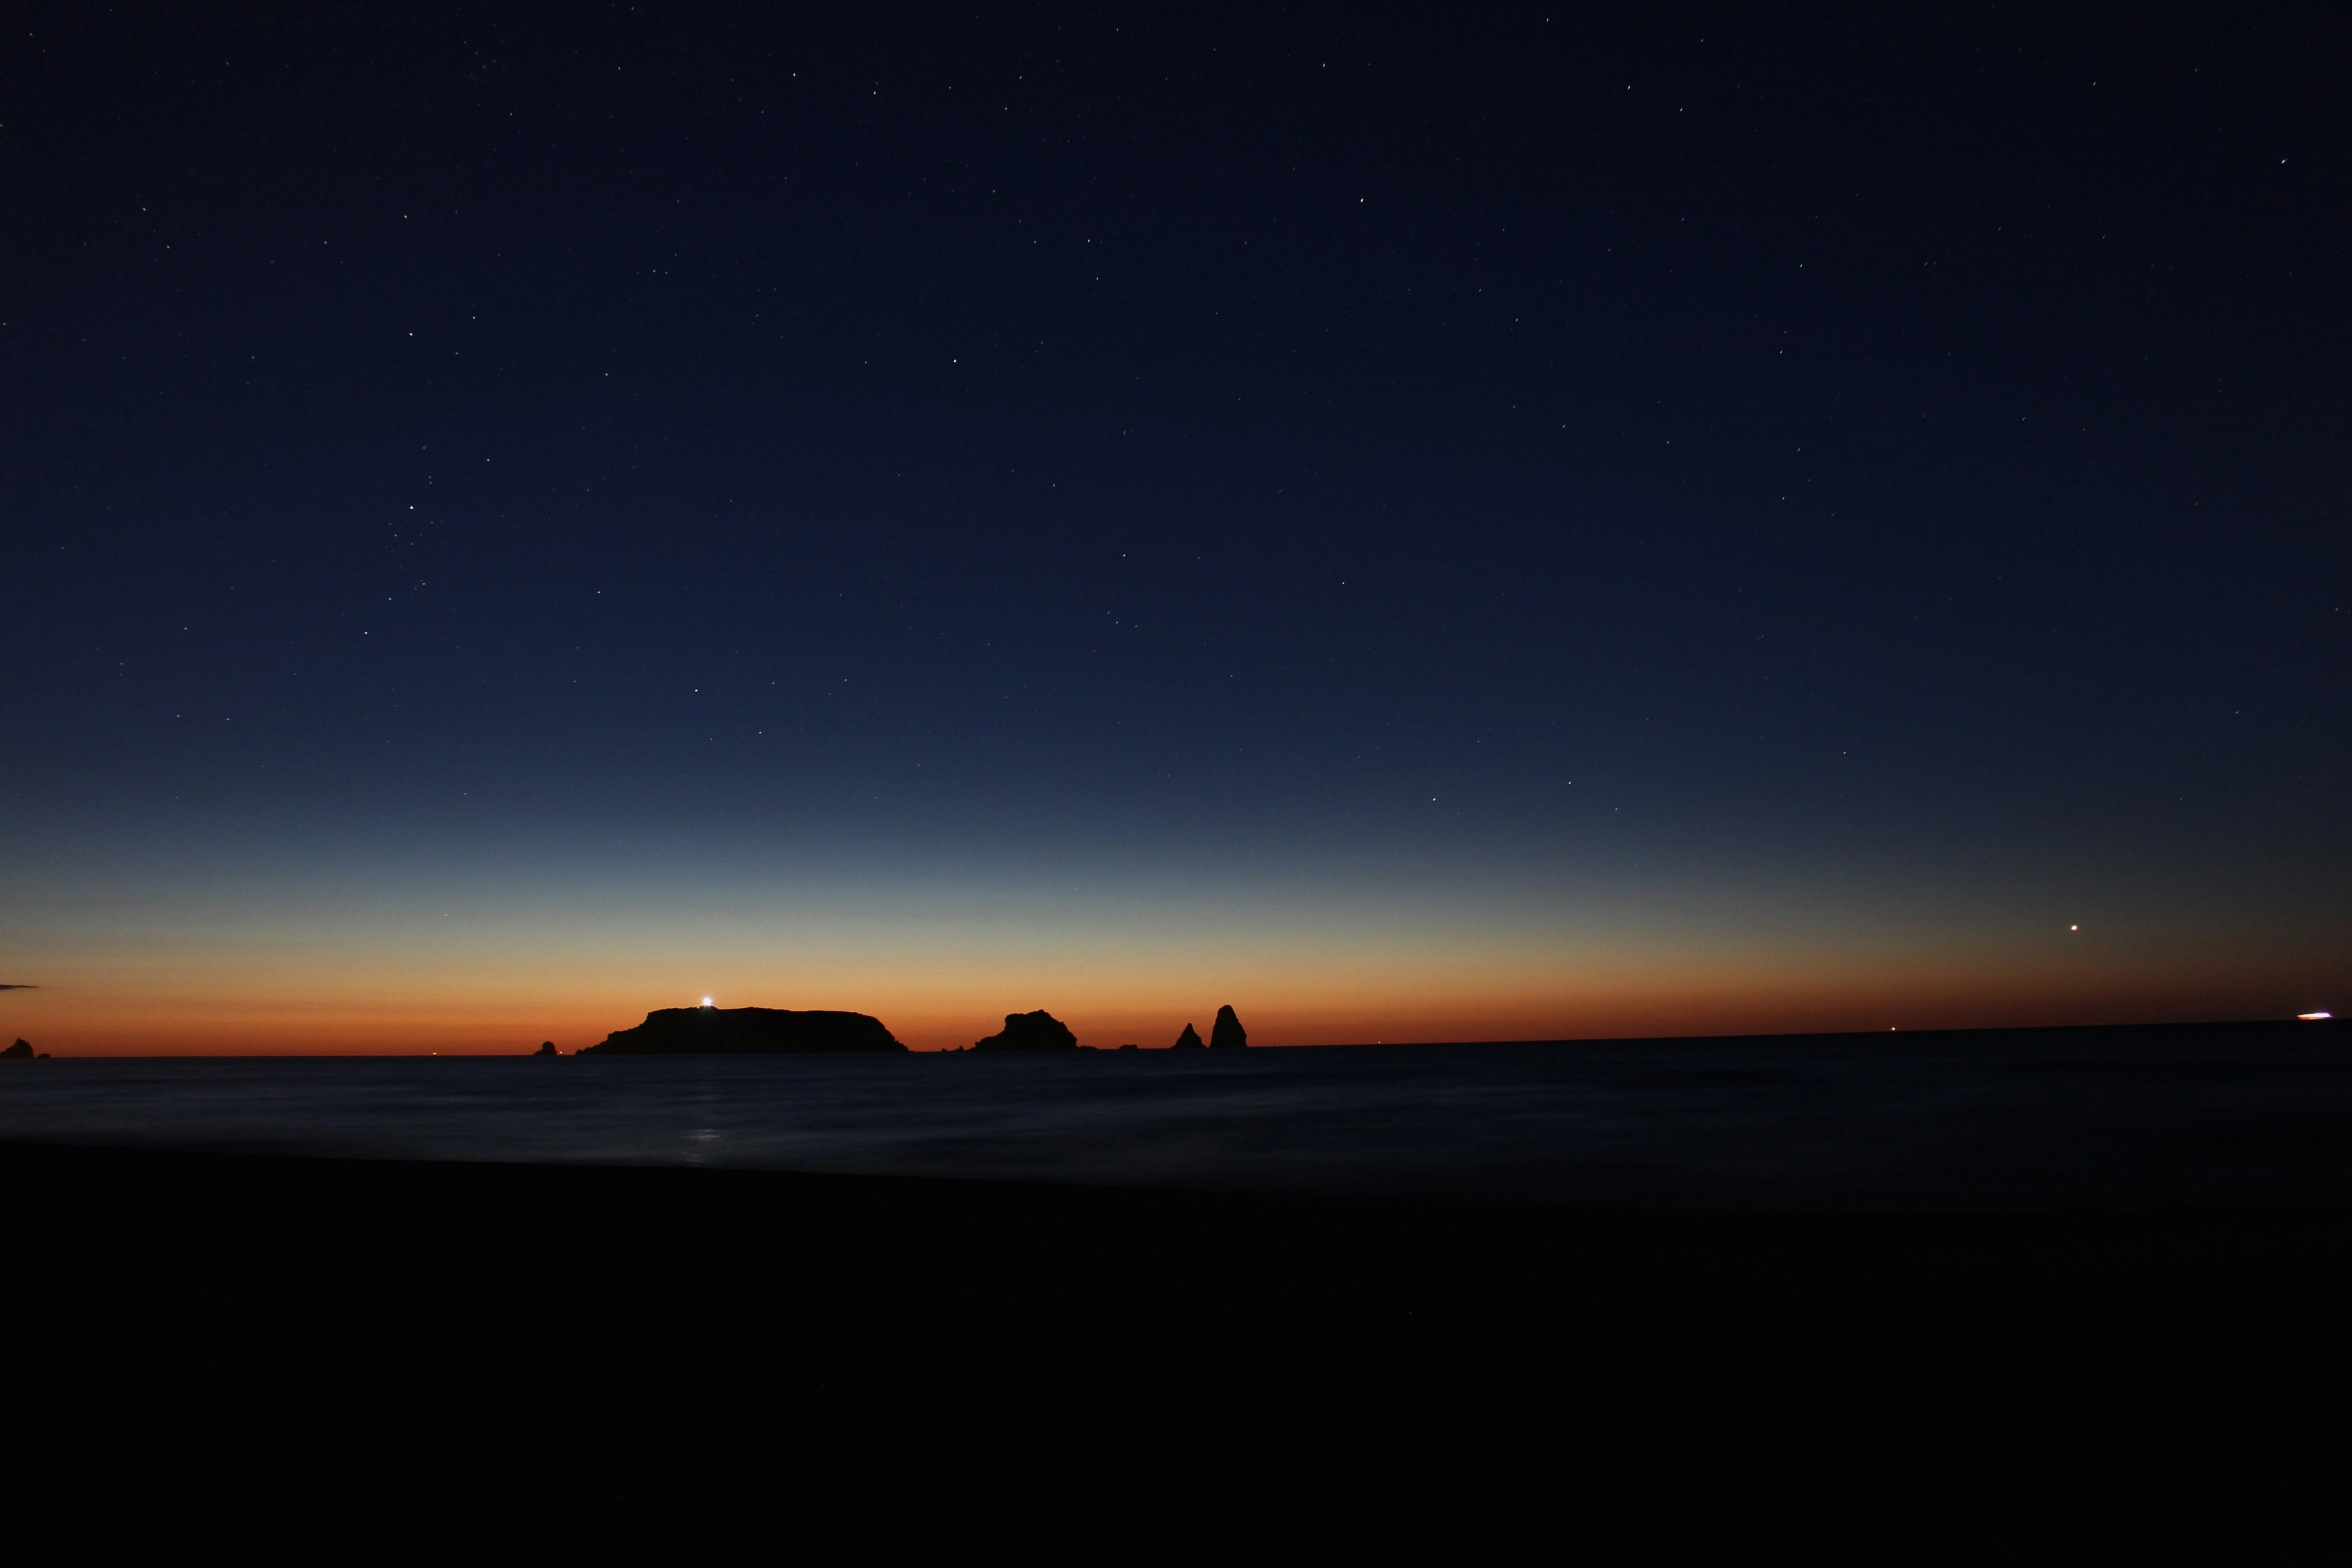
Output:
[{"xmin": 10, "ymin": 1141, "xmax": 2348, "ymax": 1556}]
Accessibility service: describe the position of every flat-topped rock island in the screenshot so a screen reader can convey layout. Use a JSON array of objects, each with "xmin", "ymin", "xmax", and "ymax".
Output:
[{"xmin": 581, "ymin": 1007, "xmax": 905, "ymax": 1055}]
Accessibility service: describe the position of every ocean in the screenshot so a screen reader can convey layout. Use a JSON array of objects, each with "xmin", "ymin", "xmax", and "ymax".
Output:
[{"xmin": 2, "ymin": 1020, "xmax": 2346, "ymax": 1208}]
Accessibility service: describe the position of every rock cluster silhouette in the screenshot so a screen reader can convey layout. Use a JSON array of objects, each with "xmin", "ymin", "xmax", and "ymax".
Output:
[
  {"xmin": 3, "ymin": 1038, "xmax": 31, "ymax": 1060},
  {"xmin": 1170, "ymin": 1007, "xmax": 1247, "ymax": 1050},
  {"xmin": 569, "ymin": 1002, "xmax": 1245, "ymax": 1056}
]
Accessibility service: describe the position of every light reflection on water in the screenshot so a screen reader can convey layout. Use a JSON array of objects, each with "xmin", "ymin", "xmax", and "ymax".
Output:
[{"xmin": 0, "ymin": 1025, "xmax": 2347, "ymax": 1208}]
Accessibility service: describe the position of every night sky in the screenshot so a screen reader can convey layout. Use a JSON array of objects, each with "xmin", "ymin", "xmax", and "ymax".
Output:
[{"xmin": 5, "ymin": 3, "xmax": 2346, "ymax": 1053}]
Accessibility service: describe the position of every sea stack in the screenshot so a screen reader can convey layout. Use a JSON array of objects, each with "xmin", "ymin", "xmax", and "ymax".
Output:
[
  {"xmin": 1209, "ymin": 1006, "xmax": 1249, "ymax": 1049},
  {"xmin": 1171, "ymin": 1022, "xmax": 1205, "ymax": 1050},
  {"xmin": 974, "ymin": 1010, "xmax": 1079, "ymax": 1051},
  {"xmin": 3, "ymin": 1039, "xmax": 31, "ymax": 1060},
  {"xmin": 581, "ymin": 1007, "xmax": 904, "ymax": 1055}
]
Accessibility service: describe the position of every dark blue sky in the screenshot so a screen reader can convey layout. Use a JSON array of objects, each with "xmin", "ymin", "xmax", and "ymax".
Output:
[{"xmin": 4, "ymin": 3, "xmax": 2347, "ymax": 1049}]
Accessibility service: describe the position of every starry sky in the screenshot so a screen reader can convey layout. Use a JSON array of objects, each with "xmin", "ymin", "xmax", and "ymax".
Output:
[{"xmin": 3, "ymin": 3, "xmax": 2347, "ymax": 1053}]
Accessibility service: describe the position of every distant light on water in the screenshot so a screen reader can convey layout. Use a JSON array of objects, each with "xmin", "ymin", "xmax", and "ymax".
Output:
[{"xmin": 2301, "ymin": 1011, "xmax": 2333, "ymax": 1022}]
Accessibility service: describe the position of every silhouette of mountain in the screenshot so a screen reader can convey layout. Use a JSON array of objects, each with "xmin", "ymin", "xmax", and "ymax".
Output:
[
  {"xmin": 1171, "ymin": 1022, "xmax": 1205, "ymax": 1050},
  {"xmin": 581, "ymin": 1007, "xmax": 903, "ymax": 1055},
  {"xmin": 3, "ymin": 1038, "xmax": 31, "ymax": 1059},
  {"xmin": 1210, "ymin": 1006, "xmax": 1249, "ymax": 1049},
  {"xmin": 973, "ymin": 1010, "xmax": 1079, "ymax": 1051}
]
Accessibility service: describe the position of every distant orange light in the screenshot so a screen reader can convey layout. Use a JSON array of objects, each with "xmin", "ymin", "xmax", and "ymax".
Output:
[{"xmin": 2300, "ymin": 1011, "xmax": 2333, "ymax": 1022}]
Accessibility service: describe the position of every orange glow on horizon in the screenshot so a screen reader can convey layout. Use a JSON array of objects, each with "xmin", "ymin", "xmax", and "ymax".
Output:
[
  {"xmin": 1, "ymin": 960, "xmax": 2328, "ymax": 1057},
  {"xmin": 7, "ymin": 855, "xmax": 2340, "ymax": 1056}
]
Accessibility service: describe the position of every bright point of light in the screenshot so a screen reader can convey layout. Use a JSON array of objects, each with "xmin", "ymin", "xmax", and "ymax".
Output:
[
  {"xmin": 702, "ymin": 996, "xmax": 714, "ymax": 1007},
  {"xmin": 2070, "ymin": 924, "xmax": 2079, "ymax": 931},
  {"xmin": 2301, "ymin": 1012, "xmax": 2333, "ymax": 1022}
]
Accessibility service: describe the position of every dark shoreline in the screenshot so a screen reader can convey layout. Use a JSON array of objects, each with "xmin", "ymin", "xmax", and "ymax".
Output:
[
  {"xmin": 12, "ymin": 1140, "xmax": 2347, "ymax": 1552},
  {"xmin": 16, "ymin": 1138, "xmax": 2352, "ymax": 1324}
]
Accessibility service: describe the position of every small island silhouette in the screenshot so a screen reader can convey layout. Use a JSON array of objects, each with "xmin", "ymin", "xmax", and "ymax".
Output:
[
  {"xmin": 973, "ymin": 1010, "xmax": 1079, "ymax": 1051},
  {"xmin": 581, "ymin": 1007, "xmax": 905, "ymax": 1055}
]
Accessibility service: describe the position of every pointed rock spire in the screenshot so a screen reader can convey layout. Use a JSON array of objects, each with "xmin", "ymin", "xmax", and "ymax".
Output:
[
  {"xmin": 1209, "ymin": 1005, "xmax": 1248, "ymax": 1049},
  {"xmin": 1170, "ymin": 1022, "xmax": 1205, "ymax": 1050}
]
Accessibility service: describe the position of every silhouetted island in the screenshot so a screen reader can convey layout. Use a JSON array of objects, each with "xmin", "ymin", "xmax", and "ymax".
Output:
[
  {"xmin": 4, "ymin": 1038, "xmax": 31, "ymax": 1060},
  {"xmin": 581, "ymin": 1007, "xmax": 904, "ymax": 1055},
  {"xmin": 1171, "ymin": 1022, "xmax": 1205, "ymax": 1049},
  {"xmin": 1211, "ymin": 1005, "xmax": 1249, "ymax": 1049},
  {"xmin": 974, "ymin": 1010, "xmax": 1079, "ymax": 1051},
  {"xmin": 532, "ymin": 1041, "xmax": 557, "ymax": 1057}
]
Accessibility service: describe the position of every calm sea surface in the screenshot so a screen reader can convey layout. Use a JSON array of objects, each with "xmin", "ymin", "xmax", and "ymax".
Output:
[{"xmin": 3, "ymin": 1022, "xmax": 2347, "ymax": 1208}]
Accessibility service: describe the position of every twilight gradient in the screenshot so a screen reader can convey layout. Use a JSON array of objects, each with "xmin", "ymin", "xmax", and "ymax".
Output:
[
  {"xmin": 3, "ymin": 795, "xmax": 2337, "ymax": 1054},
  {"xmin": 3, "ymin": 7, "xmax": 2347, "ymax": 1052}
]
